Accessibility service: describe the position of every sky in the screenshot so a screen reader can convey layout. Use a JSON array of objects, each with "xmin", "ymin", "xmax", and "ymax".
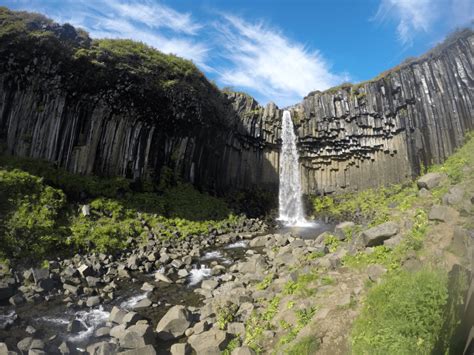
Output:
[{"xmin": 2, "ymin": 0, "xmax": 473, "ymax": 107}]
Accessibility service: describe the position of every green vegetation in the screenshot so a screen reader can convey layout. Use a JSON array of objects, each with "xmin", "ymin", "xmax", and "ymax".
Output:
[
  {"xmin": 255, "ymin": 274, "xmax": 274, "ymax": 290},
  {"xmin": 323, "ymin": 234, "xmax": 340, "ymax": 253},
  {"xmin": 217, "ymin": 303, "xmax": 239, "ymax": 330},
  {"xmin": 343, "ymin": 209, "xmax": 428, "ymax": 270},
  {"xmin": 0, "ymin": 155, "xmax": 241, "ymax": 261},
  {"xmin": 285, "ymin": 335, "xmax": 320, "ymax": 355},
  {"xmin": 429, "ymin": 132, "xmax": 474, "ymax": 183},
  {"xmin": 351, "ymin": 269, "xmax": 448, "ymax": 354},
  {"xmin": 223, "ymin": 337, "xmax": 241, "ymax": 355},
  {"xmin": 312, "ymin": 183, "xmax": 419, "ymax": 225},
  {"xmin": 283, "ymin": 272, "xmax": 319, "ymax": 297},
  {"xmin": 245, "ymin": 296, "xmax": 281, "ymax": 351},
  {"xmin": 279, "ymin": 307, "xmax": 317, "ymax": 346}
]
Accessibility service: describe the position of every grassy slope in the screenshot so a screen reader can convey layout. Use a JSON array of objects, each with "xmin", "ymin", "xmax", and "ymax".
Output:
[{"xmin": 275, "ymin": 132, "xmax": 474, "ymax": 354}]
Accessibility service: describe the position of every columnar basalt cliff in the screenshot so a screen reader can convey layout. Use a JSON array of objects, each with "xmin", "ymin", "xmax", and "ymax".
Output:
[{"xmin": 0, "ymin": 8, "xmax": 472, "ymax": 195}]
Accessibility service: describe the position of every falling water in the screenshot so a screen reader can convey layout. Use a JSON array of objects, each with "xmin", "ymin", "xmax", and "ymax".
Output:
[{"xmin": 278, "ymin": 110, "xmax": 308, "ymax": 226}]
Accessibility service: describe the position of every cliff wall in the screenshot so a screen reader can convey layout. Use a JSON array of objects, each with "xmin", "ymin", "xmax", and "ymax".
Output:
[{"xmin": 0, "ymin": 8, "xmax": 472, "ymax": 195}]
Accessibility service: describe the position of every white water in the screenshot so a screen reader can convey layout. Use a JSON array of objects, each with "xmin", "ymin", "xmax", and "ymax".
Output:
[
  {"xmin": 278, "ymin": 110, "xmax": 310, "ymax": 226},
  {"xmin": 188, "ymin": 265, "xmax": 212, "ymax": 286},
  {"xmin": 225, "ymin": 240, "xmax": 248, "ymax": 249},
  {"xmin": 120, "ymin": 293, "xmax": 148, "ymax": 310}
]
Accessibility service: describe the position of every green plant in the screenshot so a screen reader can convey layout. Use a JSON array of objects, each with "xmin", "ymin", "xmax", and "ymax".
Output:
[
  {"xmin": 286, "ymin": 335, "xmax": 320, "ymax": 355},
  {"xmin": 223, "ymin": 337, "xmax": 241, "ymax": 355},
  {"xmin": 217, "ymin": 303, "xmax": 239, "ymax": 330},
  {"xmin": 256, "ymin": 274, "xmax": 273, "ymax": 290},
  {"xmin": 351, "ymin": 269, "xmax": 448, "ymax": 354},
  {"xmin": 321, "ymin": 275, "xmax": 334, "ymax": 285},
  {"xmin": 324, "ymin": 234, "xmax": 340, "ymax": 253}
]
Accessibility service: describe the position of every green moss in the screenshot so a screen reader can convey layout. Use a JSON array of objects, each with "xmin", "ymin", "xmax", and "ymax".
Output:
[{"xmin": 351, "ymin": 269, "xmax": 449, "ymax": 355}]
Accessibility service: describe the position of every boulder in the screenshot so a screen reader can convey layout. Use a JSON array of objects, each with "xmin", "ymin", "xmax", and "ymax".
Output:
[
  {"xmin": 156, "ymin": 305, "xmax": 191, "ymax": 340},
  {"xmin": 334, "ymin": 221, "xmax": 355, "ymax": 240},
  {"xmin": 367, "ymin": 264, "xmax": 387, "ymax": 282},
  {"xmin": 232, "ymin": 346, "xmax": 256, "ymax": 355},
  {"xmin": 170, "ymin": 343, "xmax": 191, "ymax": 355},
  {"xmin": 86, "ymin": 296, "xmax": 101, "ymax": 307},
  {"xmin": 188, "ymin": 329, "xmax": 230, "ymax": 354},
  {"xmin": 417, "ymin": 172, "xmax": 446, "ymax": 190},
  {"xmin": 122, "ymin": 312, "xmax": 143, "ymax": 327},
  {"xmin": 442, "ymin": 187, "xmax": 464, "ymax": 205},
  {"xmin": 428, "ymin": 205, "xmax": 458, "ymax": 222},
  {"xmin": 77, "ymin": 264, "xmax": 93, "ymax": 278},
  {"xmin": 155, "ymin": 272, "xmax": 172, "ymax": 283},
  {"xmin": 201, "ymin": 280, "xmax": 219, "ymax": 290},
  {"xmin": 86, "ymin": 341, "xmax": 118, "ymax": 355},
  {"xmin": 117, "ymin": 345, "xmax": 157, "ymax": 355},
  {"xmin": 120, "ymin": 324, "xmax": 155, "ymax": 349},
  {"xmin": 361, "ymin": 222, "xmax": 399, "ymax": 247},
  {"xmin": 31, "ymin": 268, "xmax": 49, "ymax": 284},
  {"xmin": 109, "ymin": 306, "xmax": 127, "ymax": 324},
  {"xmin": 133, "ymin": 298, "xmax": 152, "ymax": 311},
  {"xmin": 9, "ymin": 293, "xmax": 25, "ymax": 306},
  {"xmin": 67, "ymin": 319, "xmax": 85, "ymax": 333}
]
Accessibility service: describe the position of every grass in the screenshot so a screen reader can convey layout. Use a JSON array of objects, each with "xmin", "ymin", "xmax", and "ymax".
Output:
[
  {"xmin": 351, "ymin": 269, "xmax": 449, "ymax": 355},
  {"xmin": 283, "ymin": 272, "xmax": 319, "ymax": 297},
  {"xmin": 285, "ymin": 336, "xmax": 320, "ymax": 355},
  {"xmin": 342, "ymin": 209, "xmax": 428, "ymax": 270}
]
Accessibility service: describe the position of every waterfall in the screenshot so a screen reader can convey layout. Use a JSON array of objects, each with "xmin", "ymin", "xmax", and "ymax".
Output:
[{"xmin": 278, "ymin": 110, "xmax": 309, "ymax": 226}]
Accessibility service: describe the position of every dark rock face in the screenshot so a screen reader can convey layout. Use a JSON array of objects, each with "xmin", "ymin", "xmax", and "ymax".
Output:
[{"xmin": 0, "ymin": 11, "xmax": 472, "ymax": 195}]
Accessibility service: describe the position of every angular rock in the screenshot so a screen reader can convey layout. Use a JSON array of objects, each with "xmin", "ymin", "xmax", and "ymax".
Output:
[
  {"xmin": 170, "ymin": 343, "xmax": 191, "ymax": 355},
  {"xmin": 362, "ymin": 222, "xmax": 399, "ymax": 247},
  {"xmin": 78, "ymin": 264, "xmax": 93, "ymax": 278},
  {"xmin": 232, "ymin": 346, "xmax": 256, "ymax": 355},
  {"xmin": 428, "ymin": 205, "xmax": 458, "ymax": 222},
  {"xmin": 417, "ymin": 172, "xmax": 446, "ymax": 190},
  {"xmin": 442, "ymin": 187, "xmax": 464, "ymax": 205},
  {"xmin": 367, "ymin": 264, "xmax": 387, "ymax": 282},
  {"xmin": 334, "ymin": 221, "xmax": 355, "ymax": 240},
  {"xmin": 188, "ymin": 329, "xmax": 230, "ymax": 354},
  {"xmin": 86, "ymin": 296, "xmax": 101, "ymax": 307},
  {"xmin": 156, "ymin": 305, "xmax": 191, "ymax": 340},
  {"xmin": 109, "ymin": 306, "xmax": 127, "ymax": 324},
  {"xmin": 201, "ymin": 280, "xmax": 218, "ymax": 290},
  {"xmin": 120, "ymin": 324, "xmax": 155, "ymax": 349},
  {"xmin": 117, "ymin": 345, "xmax": 157, "ymax": 355},
  {"xmin": 155, "ymin": 272, "xmax": 172, "ymax": 283}
]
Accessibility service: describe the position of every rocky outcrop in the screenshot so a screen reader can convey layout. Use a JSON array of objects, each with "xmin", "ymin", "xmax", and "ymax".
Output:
[{"xmin": 0, "ymin": 8, "xmax": 472, "ymax": 195}]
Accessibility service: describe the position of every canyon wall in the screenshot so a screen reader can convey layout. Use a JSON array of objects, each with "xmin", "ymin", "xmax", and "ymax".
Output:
[{"xmin": 0, "ymin": 8, "xmax": 472, "ymax": 195}]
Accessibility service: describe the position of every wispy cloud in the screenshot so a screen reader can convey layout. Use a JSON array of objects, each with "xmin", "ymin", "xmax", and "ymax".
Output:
[
  {"xmin": 104, "ymin": 0, "xmax": 202, "ymax": 35},
  {"xmin": 374, "ymin": 0, "xmax": 473, "ymax": 45},
  {"xmin": 213, "ymin": 15, "xmax": 347, "ymax": 107}
]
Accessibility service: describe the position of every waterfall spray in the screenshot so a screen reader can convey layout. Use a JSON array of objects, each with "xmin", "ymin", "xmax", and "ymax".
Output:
[{"xmin": 278, "ymin": 110, "xmax": 309, "ymax": 226}]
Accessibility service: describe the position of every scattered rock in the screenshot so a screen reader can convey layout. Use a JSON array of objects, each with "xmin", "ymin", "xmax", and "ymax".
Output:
[
  {"xmin": 417, "ymin": 172, "xmax": 446, "ymax": 190},
  {"xmin": 156, "ymin": 305, "xmax": 191, "ymax": 340},
  {"xmin": 442, "ymin": 187, "xmax": 464, "ymax": 205},
  {"xmin": 120, "ymin": 324, "xmax": 156, "ymax": 349},
  {"xmin": 367, "ymin": 264, "xmax": 387, "ymax": 282},
  {"xmin": 86, "ymin": 296, "xmax": 101, "ymax": 307},
  {"xmin": 109, "ymin": 306, "xmax": 127, "ymax": 324},
  {"xmin": 334, "ymin": 221, "xmax": 355, "ymax": 240},
  {"xmin": 232, "ymin": 346, "xmax": 256, "ymax": 355},
  {"xmin": 428, "ymin": 205, "xmax": 458, "ymax": 222},
  {"xmin": 117, "ymin": 345, "xmax": 157, "ymax": 355},
  {"xmin": 67, "ymin": 319, "xmax": 85, "ymax": 333},
  {"xmin": 170, "ymin": 343, "xmax": 191, "ymax": 355},
  {"xmin": 362, "ymin": 222, "xmax": 399, "ymax": 247},
  {"xmin": 155, "ymin": 272, "xmax": 172, "ymax": 283},
  {"xmin": 188, "ymin": 329, "xmax": 230, "ymax": 354}
]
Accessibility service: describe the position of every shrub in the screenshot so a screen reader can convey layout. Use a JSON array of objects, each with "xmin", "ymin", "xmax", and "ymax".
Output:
[{"xmin": 0, "ymin": 169, "xmax": 68, "ymax": 258}]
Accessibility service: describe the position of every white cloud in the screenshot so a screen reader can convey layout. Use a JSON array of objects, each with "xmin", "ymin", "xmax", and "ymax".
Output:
[
  {"xmin": 214, "ymin": 15, "xmax": 347, "ymax": 107},
  {"xmin": 374, "ymin": 0, "xmax": 473, "ymax": 45},
  {"xmin": 375, "ymin": 0, "xmax": 435, "ymax": 44},
  {"xmin": 104, "ymin": 0, "xmax": 202, "ymax": 35}
]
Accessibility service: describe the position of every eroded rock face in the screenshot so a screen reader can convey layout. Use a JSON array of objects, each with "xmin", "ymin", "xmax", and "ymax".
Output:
[{"xmin": 0, "ymin": 23, "xmax": 472, "ymax": 195}]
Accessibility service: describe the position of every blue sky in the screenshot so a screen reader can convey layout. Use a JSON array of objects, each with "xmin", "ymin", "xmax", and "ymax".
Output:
[{"xmin": 2, "ymin": 0, "xmax": 473, "ymax": 107}]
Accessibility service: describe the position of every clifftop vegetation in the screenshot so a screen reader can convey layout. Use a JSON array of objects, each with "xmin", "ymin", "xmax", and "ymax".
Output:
[{"xmin": 0, "ymin": 7, "xmax": 233, "ymax": 129}]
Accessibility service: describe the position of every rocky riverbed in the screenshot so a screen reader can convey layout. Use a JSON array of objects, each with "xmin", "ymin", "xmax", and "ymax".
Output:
[{"xmin": 0, "ymin": 216, "xmax": 338, "ymax": 354}]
